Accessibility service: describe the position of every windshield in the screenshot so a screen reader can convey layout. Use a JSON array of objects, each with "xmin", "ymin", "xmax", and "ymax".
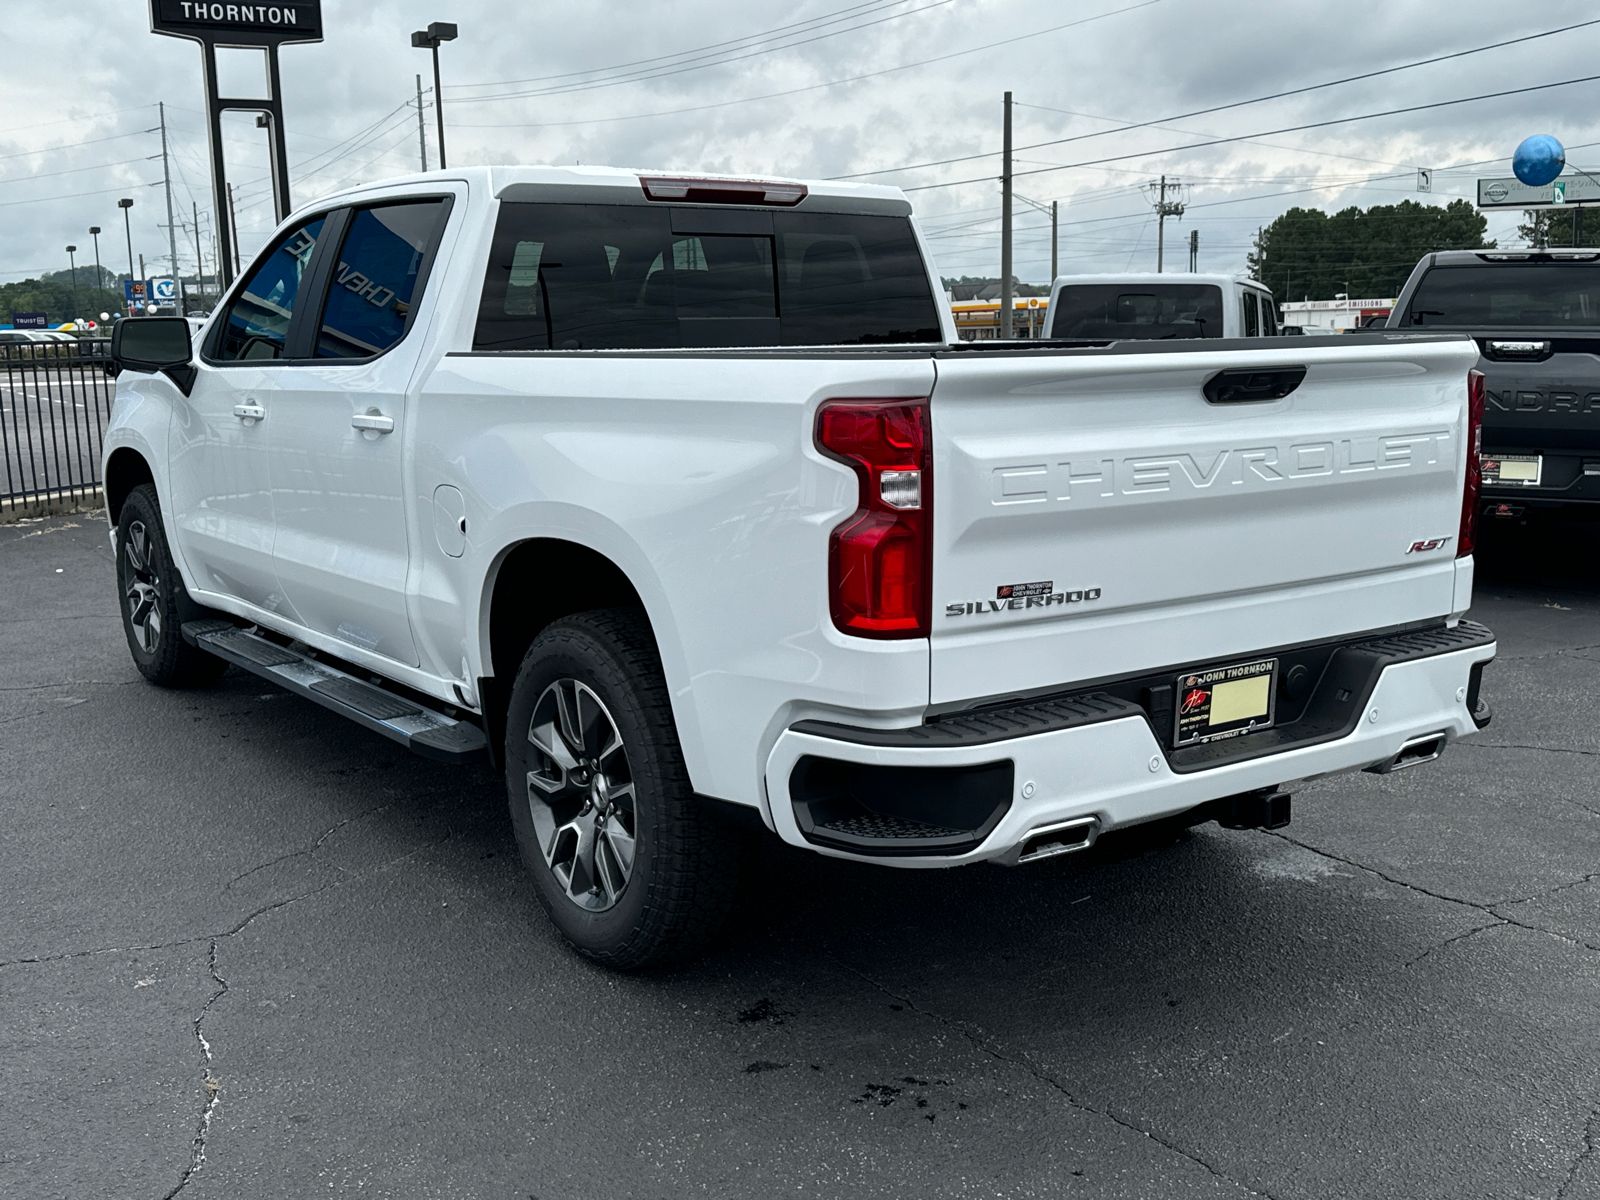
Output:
[
  {"xmin": 1049, "ymin": 283, "xmax": 1223, "ymax": 339},
  {"xmin": 1404, "ymin": 263, "xmax": 1600, "ymax": 327}
]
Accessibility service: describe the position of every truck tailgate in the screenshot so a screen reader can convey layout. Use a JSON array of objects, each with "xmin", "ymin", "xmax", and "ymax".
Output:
[{"xmin": 928, "ymin": 337, "xmax": 1481, "ymax": 705}]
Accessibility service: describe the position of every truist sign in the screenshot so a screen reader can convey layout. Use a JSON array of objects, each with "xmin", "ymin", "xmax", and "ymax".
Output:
[{"xmin": 152, "ymin": 0, "xmax": 322, "ymax": 42}]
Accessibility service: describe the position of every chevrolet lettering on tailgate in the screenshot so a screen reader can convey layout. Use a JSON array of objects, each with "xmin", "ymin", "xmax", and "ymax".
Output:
[{"xmin": 991, "ymin": 432, "xmax": 1453, "ymax": 506}]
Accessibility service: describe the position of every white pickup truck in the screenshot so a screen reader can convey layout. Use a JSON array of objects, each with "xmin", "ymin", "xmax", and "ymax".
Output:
[{"xmin": 103, "ymin": 166, "xmax": 1496, "ymax": 968}]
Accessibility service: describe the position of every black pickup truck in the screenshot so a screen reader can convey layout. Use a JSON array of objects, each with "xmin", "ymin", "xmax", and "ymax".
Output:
[{"xmin": 1389, "ymin": 250, "xmax": 1600, "ymax": 517}]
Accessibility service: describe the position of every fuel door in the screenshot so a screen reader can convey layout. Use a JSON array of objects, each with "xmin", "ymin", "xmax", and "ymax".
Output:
[{"xmin": 432, "ymin": 484, "xmax": 467, "ymax": 558}]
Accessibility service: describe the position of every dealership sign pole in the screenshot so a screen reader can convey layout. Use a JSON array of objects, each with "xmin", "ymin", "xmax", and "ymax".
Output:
[{"xmin": 149, "ymin": 1, "xmax": 323, "ymax": 288}]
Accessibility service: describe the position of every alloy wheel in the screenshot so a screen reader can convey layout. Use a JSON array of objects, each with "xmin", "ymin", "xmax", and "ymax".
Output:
[
  {"xmin": 123, "ymin": 520, "xmax": 162, "ymax": 654},
  {"xmin": 525, "ymin": 678, "xmax": 638, "ymax": 911}
]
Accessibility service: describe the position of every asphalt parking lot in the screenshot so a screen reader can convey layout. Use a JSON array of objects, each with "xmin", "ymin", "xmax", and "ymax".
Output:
[{"xmin": 3, "ymin": 510, "xmax": 1599, "ymax": 1200}]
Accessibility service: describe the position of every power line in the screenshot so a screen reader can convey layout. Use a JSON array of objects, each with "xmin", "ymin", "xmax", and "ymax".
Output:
[
  {"xmin": 835, "ymin": 15, "xmax": 1600, "ymax": 181},
  {"xmin": 447, "ymin": 0, "xmax": 910, "ymax": 92},
  {"xmin": 906, "ymin": 72, "xmax": 1600, "ymax": 192},
  {"xmin": 448, "ymin": 0, "xmax": 1163, "ymax": 127},
  {"xmin": 449, "ymin": 0, "xmax": 954, "ymax": 104}
]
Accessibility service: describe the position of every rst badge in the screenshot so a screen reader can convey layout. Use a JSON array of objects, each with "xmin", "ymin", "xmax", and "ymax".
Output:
[{"xmin": 1405, "ymin": 537, "xmax": 1452, "ymax": 554}]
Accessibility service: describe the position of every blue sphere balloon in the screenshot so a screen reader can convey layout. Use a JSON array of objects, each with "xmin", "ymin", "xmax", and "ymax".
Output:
[{"xmin": 1513, "ymin": 134, "xmax": 1565, "ymax": 186}]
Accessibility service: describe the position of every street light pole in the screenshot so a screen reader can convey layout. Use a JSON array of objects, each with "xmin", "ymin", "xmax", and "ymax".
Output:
[
  {"xmin": 89, "ymin": 226, "xmax": 102, "ymax": 295},
  {"xmin": 411, "ymin": 23, "xmax": 458, "ymax": 169},
  {"xmin": 65, "ymin": 245, "xmax": 79, "ymax": 319},
  {"xmin": 118, "ymin": 198, "xmax": 135, "ymax": 314}
]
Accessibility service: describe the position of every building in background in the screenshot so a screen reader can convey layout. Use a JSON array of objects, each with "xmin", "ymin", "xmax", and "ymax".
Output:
[
  {"xmin": 1279, "ymin": 296, "xmax": 1394, "ymax": 333},
  {"xmin": 951, "ymin": 295, "xmax": 1051, "ymax": 340}
]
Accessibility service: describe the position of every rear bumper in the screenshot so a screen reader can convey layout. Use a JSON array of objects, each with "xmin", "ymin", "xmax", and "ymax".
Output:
[{"xmin": 764, "ymin": 629, "xmax": 1495, "ymax": 868}]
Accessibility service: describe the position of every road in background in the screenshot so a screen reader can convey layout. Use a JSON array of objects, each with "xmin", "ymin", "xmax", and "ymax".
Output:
[
  {"xmin": 0, "ymin": 355, "xmax": 112, "ymax": 503},
  {"xmin": 3, "ymin": 513, "xmax": 1599, "ymax": 1200}
]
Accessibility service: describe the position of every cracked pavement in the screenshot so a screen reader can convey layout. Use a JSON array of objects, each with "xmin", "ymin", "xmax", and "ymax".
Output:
[{"xmin": 3, "ymin": 512, "xmax": 1600, "ymax": 1199}]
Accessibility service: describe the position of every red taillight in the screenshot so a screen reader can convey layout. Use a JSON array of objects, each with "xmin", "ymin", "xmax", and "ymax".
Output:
[
  {"xmin": 1459, "ymin": 369, "xmax": 1485, "ymax": 557},
  {"xmin": 816, "ymin": 399, "xmax": 931, "ymax": 639},
  {"xmin": 638, "ymin": 176, "xmax": 807, "ymax": 206}
]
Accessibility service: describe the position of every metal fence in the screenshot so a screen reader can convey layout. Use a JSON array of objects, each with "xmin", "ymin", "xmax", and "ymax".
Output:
[{"xmin": 0, "ymin": 338, "xmax": 115, "ymax": 508}]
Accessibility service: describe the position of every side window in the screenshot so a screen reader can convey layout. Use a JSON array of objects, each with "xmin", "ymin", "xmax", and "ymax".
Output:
[
  {"xmin": 214, "ymin": 216, "xmax": 325, "ymax": 361},
  {"xmin": 1259, "ymin": 293, "xmax": 1278, "ymax": 335},
  {"xmin": 314, "ymin": 200, "xmax": 447, "ymax": 359},
  {"xmin": 1242, "ymin": 290, "xmax": 1260, "ymax": 337}
]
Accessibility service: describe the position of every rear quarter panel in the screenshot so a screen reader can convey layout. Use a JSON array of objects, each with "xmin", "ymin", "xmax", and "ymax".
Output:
[{"xmin": 410, "ymin": 351, "xmax": 938, "ymax": 810}]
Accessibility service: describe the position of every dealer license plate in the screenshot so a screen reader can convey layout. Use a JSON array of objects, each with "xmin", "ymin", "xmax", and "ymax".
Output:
[
  {"xmin": 1481, "ymin": 454, "xmax": 1542, "ymax": 486},
  {"xmin": 1174, "ymin": 658, "xmax": 1278, "ymax": 747}
]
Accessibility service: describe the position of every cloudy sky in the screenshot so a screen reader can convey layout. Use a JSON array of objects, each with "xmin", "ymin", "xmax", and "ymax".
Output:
[{"xmin": 3, "ymin": 0, "xmax": 1598, "ymax": 290}]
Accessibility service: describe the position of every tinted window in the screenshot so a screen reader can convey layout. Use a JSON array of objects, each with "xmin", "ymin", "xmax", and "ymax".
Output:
[
  {"xmin": 315, "ymin": 201, "xmax": 446, "ymax": 358},
  {"xmin": 214, "ymin": 216, "xmax": 324, "ymax": 361},
  {"xmin": 1049, "ymin": 284, "xmax": 1223, "ymax": 339},
  {"xmin": 1242, "ymin": 291, "xmax": 1260, "ymax": 337},
  {"xmin": 1405, "ymin": 264, "xmax": 1600, "ymax": 327},
  {"xmin": 474, "ymin": 203, "xmax": 941, "ymax": 350},
  {"xmin": 1259, "ymin": 293, "xmax": 1278, "ymax": 335}
]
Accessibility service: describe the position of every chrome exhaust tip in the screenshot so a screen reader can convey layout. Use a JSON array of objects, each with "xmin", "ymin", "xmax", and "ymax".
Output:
[
  {"xmin": 1366, "ymin": 731, "xmax": 1448, "ymax": 775},
  {"xmin": 1007, "ymin": 816, "xmax": 1100, "ymax": 865}
]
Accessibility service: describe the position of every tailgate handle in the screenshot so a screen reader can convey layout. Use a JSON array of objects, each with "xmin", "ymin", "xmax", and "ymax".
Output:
[{"xmin": 1203, "ymin": 367, "xmax": 1306, "ymax": 404}]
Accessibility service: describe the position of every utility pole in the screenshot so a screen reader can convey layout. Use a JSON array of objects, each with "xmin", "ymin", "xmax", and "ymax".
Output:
[
  {"xmin": 1146, "ymin": 175, "xmax": 1187, "ymax": 272},
  {"xmin": 415, "ymin": 74, "xmax": 429, "ymax": 171},
  {"xmin": 1188, "ymin": 228, "xmax": 1199, "ymax": 272},
  {"xmin": 89, "ymin": 226, "xmax": 102, "ymax": 294},
  {"xmin": 192, "ymin": 201, "xmax": 206, "ymax": 312},
  {"xmin": 1051, "ymin": 200, "xmax": 1058, "ymax": 281},
  {"xmin": 227, "ymin": 183, "xmax": 241, "ymax": 275},
  {"xmin": 117, "ymin": 198, "xmax": 135, "ymax": 314},
  {"xmin": 1000, "ymin": 90, "xmax": 1013, "ymax": 339},
  {"xmin": 160, "ymin": 102, "xmax": 179, "ymax": 285}
]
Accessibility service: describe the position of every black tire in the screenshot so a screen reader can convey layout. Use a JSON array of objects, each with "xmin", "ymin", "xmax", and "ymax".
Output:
[
  {"xmin": 504, "ymin": 608, "xmax": 744, "ymax": 969},
  {"xmin": 116, "ymin": 484, "xmax": 227, "ymax": 688}
]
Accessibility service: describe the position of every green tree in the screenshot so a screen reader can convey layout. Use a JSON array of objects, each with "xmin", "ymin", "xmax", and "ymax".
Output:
[
  {"xmin": 1248, "ymin": 199, "xmax": 1493, "ymax": 303},
  {"xmin": 0, "ymin": 268, "xmax": 126, "ymax": 326},
  {"xmin": 1516, "ymin": 208, "xmax": 1599, "ymax": 248},
  {"xmin": 940, "ymin": 275, "xmax": 1050, "ymax": 300}
]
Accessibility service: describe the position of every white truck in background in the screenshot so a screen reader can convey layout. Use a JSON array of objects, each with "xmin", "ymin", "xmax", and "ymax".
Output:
[
  {"xmin": 102, "ymin": 166, "xmax": 1495, "ymax": 968},
  {"xmin": 1045, "ymin": 272, "xmax": 1281, "ymax": 340}
]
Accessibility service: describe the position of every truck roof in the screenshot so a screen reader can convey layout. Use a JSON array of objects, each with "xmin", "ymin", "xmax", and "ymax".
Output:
[
  {"xmin": 1421, "ymin": 249, "xmax": 1600, "ymax": 266},
  {"xmin": 1051, "ymin": 272, "xmax": 1267, "ymax": 289},
  {"xmin": 309, "ymin": 164, "xmax": 913, "ymax": 216}
]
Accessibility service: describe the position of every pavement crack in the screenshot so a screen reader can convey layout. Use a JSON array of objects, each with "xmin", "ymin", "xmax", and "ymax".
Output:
[
  {"xmin": 162, "ymin": 940, "xmax": 228, "ymax": 1199},
  {"xmin": 1261, "ymin": 830, "xmax": 1600, "ymax": 955},
  {"xmin": 828, "ymin": 955, "xmax": 1280, "ymax": 1199},
  {"xmin": 1557, "ymin": 1105, "xmax": 1599, "ymax": 1200},
  {"xmin": 1, "ymin": 831, "xmax": 452, "ymax": 972},
  {"xmin": 1402, "ymin": 920, "xmax": 1508, "ymax": 968},
  {"xmin": 1460, "ymin": 742, "xmax": 1600, "ymax": 759},
  {"xmin": 224, "ymin": 803, "xmax": 393, "ymax": 890}
]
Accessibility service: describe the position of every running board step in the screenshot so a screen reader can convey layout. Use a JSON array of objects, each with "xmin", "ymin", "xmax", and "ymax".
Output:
[{"xmin": 181, "ymin": 620, "xmax": 488, "ymax": 765}]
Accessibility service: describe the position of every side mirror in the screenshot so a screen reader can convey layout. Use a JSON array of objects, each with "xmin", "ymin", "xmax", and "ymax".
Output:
[{"xmin": 111, "ymin": 316, "xmax": 195, "ymax": 393}]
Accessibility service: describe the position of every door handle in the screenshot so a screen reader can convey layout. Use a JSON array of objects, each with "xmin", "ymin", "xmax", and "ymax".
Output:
[
  {"xmin": 351, "ymin": 409, "xmax": 395, "ymax": 434},
  {"xmin": 232, "ymin": 402, "xmax": 265, "ymax": 422}
]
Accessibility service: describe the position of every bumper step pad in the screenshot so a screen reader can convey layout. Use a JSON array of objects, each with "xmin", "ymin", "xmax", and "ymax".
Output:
[{"xmin": 181, "ymin": 620, "xmax": 488, "ymax": 765}]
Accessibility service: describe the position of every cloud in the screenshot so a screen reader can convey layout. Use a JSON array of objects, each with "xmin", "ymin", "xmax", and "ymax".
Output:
[{"xmin": 1, "ymin": 0, "xmax": 1597, "ymax": 288}]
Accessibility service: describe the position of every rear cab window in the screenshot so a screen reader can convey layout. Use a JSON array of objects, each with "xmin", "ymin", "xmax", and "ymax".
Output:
[
  {"xmin": 1404, "ymin": 262, "xmax": 1600, "ymax": 326},
  {"xmin": 473, "ymin": 203, "xmax": 942, "ymax": 350},
  {"xmin": 1049, "ymin": 284, "xmax": 1223, "ymax": 339}
]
